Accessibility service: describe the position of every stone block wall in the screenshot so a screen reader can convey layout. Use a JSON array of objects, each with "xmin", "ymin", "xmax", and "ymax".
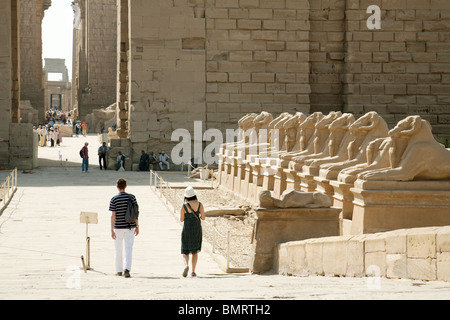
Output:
[
  {"xmin": 77, "ymin": 0, "xmax": 117, "ymax": 120},
  {"xmin": 309, "ymin": 0, "xmax": 346, "ymax": 114},
  {"xmin": 205, "ymin": 0, "xmax": 311, "ymax": 131},
  {"xmin": 276, "ymin": 226, "xmax": 450, "ymax": 282},
  {"xmin": 344, "ymin": 0, "xmax": 450, "ymax": 137},
  {"xmin": 124, "ymin": 0, "xmax": 450, "ymax": 166},
  {"xmin": 20, "ymin": 0, "xmax": 48, "ymax": 121},
  {"xmin": 9, "ymin": 123, "xmax": 36, "ymax": 170},
  {"xmin": 0, "ymin": 1, "xmax": 12, "ymax": 169},
  {"xmin": 129, "ymin": 0, "xmax": 207, "ymax": 157}
]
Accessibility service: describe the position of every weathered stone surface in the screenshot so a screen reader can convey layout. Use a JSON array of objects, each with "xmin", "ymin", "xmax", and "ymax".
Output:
[
  {"xmin": 276, "ymin": 227, "xmax": 450, "ymax": 283},
  {"xmin": 251, "ymin": 206, "xmax": 340, "ymax": 273}
]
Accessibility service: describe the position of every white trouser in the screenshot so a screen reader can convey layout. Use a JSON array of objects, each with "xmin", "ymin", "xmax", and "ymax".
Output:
[
  {"xmin": 114, "ymin": 228, "xmax": 135, "ymax": 272},
  {"xmin": 159, "ymin": 160, "xmax": 170, "ymax": 170}
]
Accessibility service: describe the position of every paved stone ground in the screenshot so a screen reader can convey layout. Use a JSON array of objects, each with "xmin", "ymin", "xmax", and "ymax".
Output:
[{"xmin": 0, "ymin": 134, "xmax": 450, "ymax": 301}]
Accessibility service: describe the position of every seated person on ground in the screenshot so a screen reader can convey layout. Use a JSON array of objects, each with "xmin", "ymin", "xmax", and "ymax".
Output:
[
  {"xmin": 159, "ymin": 151, "xmax": 170, "ymax": 170},
  {"xmin": 115, "ymin": 151, "xmax": 126, "ymax": 171}
]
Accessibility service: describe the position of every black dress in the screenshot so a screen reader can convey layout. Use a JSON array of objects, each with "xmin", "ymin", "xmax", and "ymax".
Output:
[{"xmin": 181, "ymin": 202, "xmax": 202, "ymax": 254}]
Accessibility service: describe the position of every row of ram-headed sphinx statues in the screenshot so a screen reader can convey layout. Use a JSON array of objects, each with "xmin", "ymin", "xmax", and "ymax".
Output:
[{"xmin": 217, "ymin": 110, "xmax": 450, "ymax": 209}]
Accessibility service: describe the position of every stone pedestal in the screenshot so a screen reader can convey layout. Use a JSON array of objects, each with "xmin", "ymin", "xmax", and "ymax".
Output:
[
  {"xmin": 59, "ymin": 125, "xmax": 74, "ymax": 137},
  {"xmin": 226, "ymin": 157, "xmax": 237, "ymax": 191},
  {"xmin": 233, "ymin": 162, "xmax": 246, "ymax": 195},
  {"xmin": 298, "ymin": 166, "xmax": 319, "ymax": 193},
  {"xmin": 240, "ymin": 162, "xmax": 252, "ymax": 199},
  {"xmin": 284, "ymin": 168, "xmax": 301, "ymax": 191},
  {"xmin": 330, "ymin": 180, "xmax": 354, "ymax": 220},
  {"xmin": 261, "ymin": 165, "xmax": 276, "ymax": 191},
  {"xmin": 247, "ymin": 163, "xmax": 263, "ymax": 205},
  {"xmin": 251, "ymin": 207, "xmax": 341, "ymax": 273},
  {"xmin": 313, "ymin": 176, "xmax": 335, "ymax": 202},
  {"xmin": 217, "ymin": 160, "xmax": 223, "ymax": 185},
  {"xmin": 351, "ymin": 180, "xmax": 450, "ymax": 235},
  {"xmin": 273, "ymin": 167, "xmax": 287, "ymax": 198},
  {"xmin": 220, "ymin": 161, "xmax": 230, "ymax": 189}
]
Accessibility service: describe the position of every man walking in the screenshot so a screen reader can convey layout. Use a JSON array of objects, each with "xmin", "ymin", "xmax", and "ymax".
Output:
[
  {"xmin": 81, "ymin": 142, "xmax": 89, "ymax": 172},
  {"xmin": 98, "ymin": 142, "xmax": 110, "ymax": 170},
  {"xmin": 109, "ymin": 178, "xmax": 139, "ymax": 278}
]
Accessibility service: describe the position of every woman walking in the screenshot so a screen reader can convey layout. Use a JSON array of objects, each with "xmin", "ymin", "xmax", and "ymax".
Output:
[{"xmin": 180, "ymin": 186, "xmax": 205, "ymax": 277}]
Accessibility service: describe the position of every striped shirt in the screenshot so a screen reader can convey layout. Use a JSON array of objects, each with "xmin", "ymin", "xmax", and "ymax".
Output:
[{"xmin": 109, "ymin": 192, "xmax": 138, "ymax": 229}]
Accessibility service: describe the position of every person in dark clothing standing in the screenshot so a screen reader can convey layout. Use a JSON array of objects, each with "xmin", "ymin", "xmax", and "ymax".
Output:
[
  {"xmin": 81, "ymin": 142, "xmax": 89, "ymax": 173},
  {"xmin": 139, "ymin": 150, "xmax": 150, "ymax": 171},
  {"xmin": 180, "ymin": 186, "xmax": 205, "ymax": 277},
  {"xmin": 109, "ymin": 178, "xmax": 139, "ymax": 278},
  {"xmin": 98, "ymin": 142, "xmax": 110, "ymax": 170}
]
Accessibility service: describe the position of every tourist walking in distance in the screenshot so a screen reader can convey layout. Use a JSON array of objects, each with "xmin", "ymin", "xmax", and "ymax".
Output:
[
  {"xmin": 81, "ymin": 142, "xmax": 89, "ymax": 172},
  {"xmin": 75, "ymin": 122, "xmax": 81, "ymax": 137},
  {"xmin": 81, "ymin": 121, "xmax": 87, "ymax": 137},
  {"xmin": 50, "ymin": 128, "xmax": 57, "ymax": 147},
  {"xmin": 109, "ymin": 178, "xmax": 139, "ymax": 278},
  {"xmin": 180, "ymin": 186, "xmax": 205, "ymax": 277},
  {"xmin": 57, "ymin": 127, "xmax": 62, "ymax": 146}
]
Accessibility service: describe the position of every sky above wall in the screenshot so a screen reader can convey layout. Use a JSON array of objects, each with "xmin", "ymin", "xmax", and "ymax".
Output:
[{"xmin": 42, "ymin": 0, "xmax": 74, "ymax": 81}]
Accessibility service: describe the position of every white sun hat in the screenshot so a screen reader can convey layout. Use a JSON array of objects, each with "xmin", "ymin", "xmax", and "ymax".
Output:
[{"xmin": 184, "ymin": 186, "xmax": 197, "ymax": 198}]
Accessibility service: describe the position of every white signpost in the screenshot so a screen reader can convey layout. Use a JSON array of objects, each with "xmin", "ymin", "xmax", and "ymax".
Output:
[{"xmin": 80, "ymin": 212, "xmax": 98, "ymax": 272}]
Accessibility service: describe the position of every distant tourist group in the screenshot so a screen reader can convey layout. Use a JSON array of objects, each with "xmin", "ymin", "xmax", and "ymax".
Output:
[
  {"xmin": 34, "ymin": 125, "xmax": 63, "ymax": 148},
  {"xmin": 79, "ymin": 141, "xmax": 172, "ymax": 173}
]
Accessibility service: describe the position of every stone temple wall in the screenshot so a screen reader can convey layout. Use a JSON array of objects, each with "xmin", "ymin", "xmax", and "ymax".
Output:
[
  {"xmin": 344, "ymin": 0, "xmax": 450, "ymax": 136},
  {"xmin": 128, "ymin": 0, "xmax": 450, "ymax": 164},
  {"xmin": 76, "ymin": 0, "xmax": 117, "ymax": 120},
  {"xmin": 20, "ymin": 0, "xmax": 49, "ymax": 122},
  {"xmin": 128, "ymin": 0, "xmax": 208, "ymax": 162},
  {"xmin": 204, "ymin": 0, "xmax": 312, "ymax": 131},
  {"xmin": 0, "ymin": 1, "xmax": 13, "ymax": 169}
]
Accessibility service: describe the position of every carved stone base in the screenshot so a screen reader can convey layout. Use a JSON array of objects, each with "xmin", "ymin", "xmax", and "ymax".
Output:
[
  {"xmin": 330, "ymin": 180, "xmax": 354, "ymax": 220},
  {"xmin": 217, "ymin": 161, "xmax": 223, "ymax": 185},
  {"xmin": 247, "ymin": 163, "xmax": 263, "ymax": 205},
  {"xmin": 284, "ymin": 169, "xmax": 301, "ymax": 191},
  {"xmin": 225, "ymin": 159, "xmax": 238, "ymax": 191},
  {"xmin": 351, "ymin": 179, "xmax": 450, "ymax": 235},
  {"xmin": 261, "ymin": 165, "xmax": 276, "ymax": 191},
  {"xmin": 299, "ymin": 165, "xmax": 320, "ymax": 193},
  {"xmin": 273, "ymin": 168, "xmax": 287, "ymax": 198},
  {"xmin": 220, "ymin": 162, "xmax": 231, "ymax": 190},
  {"xmin": 313, "ymin": 176, "xmax": 335, "ymax": 203},
  {"xmin": 233, "ymin": 164, "xmax": 245, "ymax": 195},
  {"xmin": 240, "ymin": 164, "xmax": 252, "ymax": 199},
  {"xmin": 251, "ymin": 207, "xmax": 341, "ymax": 274}
]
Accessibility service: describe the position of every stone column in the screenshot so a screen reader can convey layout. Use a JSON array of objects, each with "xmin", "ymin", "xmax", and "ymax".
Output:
[
  {"xmin": 20, "ymin": 0, "xmax": 50, "ymax": 122},
  {"xmin": 11, "ymin": 0, "xmax": 20, "ymax": 124},
  {"xmin": 116, "ymin": 0, "xmax": 129, "ymax": 138}
]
